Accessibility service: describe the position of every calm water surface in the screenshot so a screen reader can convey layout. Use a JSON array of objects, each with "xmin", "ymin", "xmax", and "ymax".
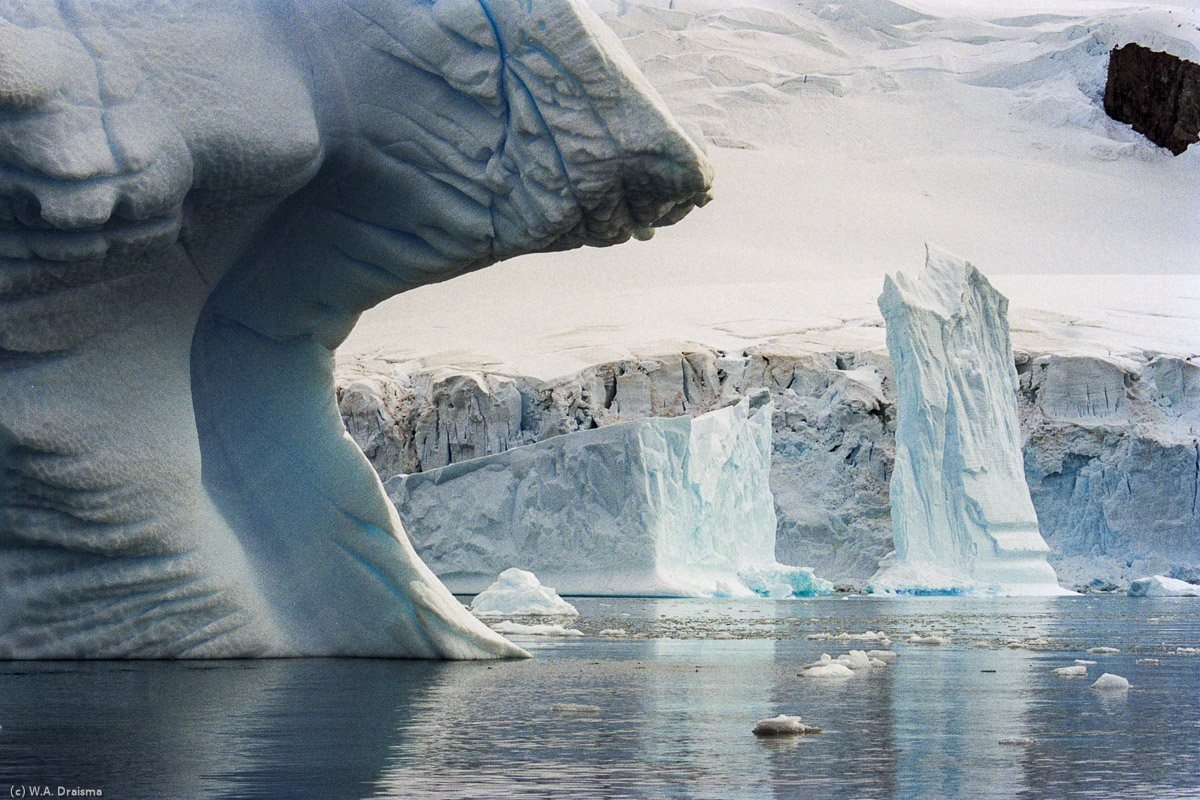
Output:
[{"xmin": 1, "ymin": 596, "xmax": 1197, "ymax": 799}]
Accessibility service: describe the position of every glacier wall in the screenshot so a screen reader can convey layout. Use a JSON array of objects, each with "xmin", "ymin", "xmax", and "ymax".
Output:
[
  {"xmin": 0, "ymin": 0, "xmax": 711, "ymax": 658},
  {"xmin": 340, "ymin": 335, "xmax": 1199, "ymax": 592},
  {"xmin": 387, "ymin": 393, "xmax": 829, "ymax": 597},
  {"xmin": 867, "ymin": 248, "xmax": 1064, "ymax": 595}
]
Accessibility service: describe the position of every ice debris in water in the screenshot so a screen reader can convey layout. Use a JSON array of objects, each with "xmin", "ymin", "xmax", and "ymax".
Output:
[
  {"xmin": 1087, "ymin": 647, "xmax": 1120, "ymax": 654},
  {"xmin": 1136, "ymin": 658, "xmax": 1161, "ymax": 666},
  {"xmin": 1128, "ymin": 575, "xmax": 1200, "ymax": 597},
  {"xmin": 753, "ymin": 715, "xmax": 821, "ymax": 736},
  {"xmin": 866, "ymin": 247, "xmax": 1066, "ymax": 597},
  {"xmin": 489, "ymin": 621, "xmax": 584, "ymax": 637},
  {"xmin": 803, "ymin": 650, "xmax": 887, "ymax": 677},
  {"xmin": 598, "ymin": 629, "xmax": 628, "ymax": 637},
  {"xmin": 470, "ymin": 568, "xmax": 578, "ymax": 617},
  {"xmin": 999, "ymin": 737, "xmax": 1037, "ymax": 746},
  {"xmin": 1075, "ymin": 659, "xmax": 1097, "ymax": 665},
  {"xmin": 1052, "ymin": 665, "xmax": 1088, "ymax": 677},
  {"xmin": 867, "ymin": 650, "xmax": 898, "ymax": 663},
  {"xmin": 1091, "ymin": 673, "xmax": 1131, "ymax": 691},
  {"xmin": 909, "ymin": 633, "xmax": 950, "ymax": 645}
]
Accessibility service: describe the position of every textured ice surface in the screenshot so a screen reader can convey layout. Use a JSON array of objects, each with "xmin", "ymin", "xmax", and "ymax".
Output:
[
  {"xmin": 1091, "ymin": 673, "xmax": 1131, "ymax": 691},
  {"xmin": 0, "ymin": 0, "xmax": 710, "ymax": 658},
  {"xmin": 470, "ymin": 569, "xmax": 579, "ymax": 617},
  {"xmin": 1128, "ymin": 575, "xmax": 1200, "ymax": 597},
  {"xmin": 752, "ymin": 715, "xmax": 820, "ymax": 736},
  {"xmin": 868, "ymin": 248, "xmax": 1067, "ymax": 597},
  {"xmin": 390, "ymin": 394, "xmax": 831, "ymax": 597}
]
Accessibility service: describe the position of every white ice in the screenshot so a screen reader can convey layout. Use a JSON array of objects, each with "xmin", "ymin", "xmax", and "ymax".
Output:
[
  {"xmin": 753, "ymin": 715, "xmax": 820, "ymax": 736},
  {"xmin": 1052, "ymin": 665, "xmax": 1088, "ymax": 677},
  {"xmin": 1127, "ymin": 575, "xmax": 1200, "ymax": 597},
  {"xmin": 868, "ymin": 248, "xmax": 1069, "ymax": 597},
  {"xmin": 1091, "ymin": 673, "xmax": 1131, "ymax": 691},
  {"xmin": 469, "ymin": 569, "xmax": 579, "ymax": 618},
  {"xmin": 390, "ymin": 394, "xmax": 832, "ymax": 597}
]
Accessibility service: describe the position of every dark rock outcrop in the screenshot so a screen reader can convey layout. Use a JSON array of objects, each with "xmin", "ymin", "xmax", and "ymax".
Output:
[{"xmin": 1104, "ymin": 43, "xmax": 1200, "ymax": 155}]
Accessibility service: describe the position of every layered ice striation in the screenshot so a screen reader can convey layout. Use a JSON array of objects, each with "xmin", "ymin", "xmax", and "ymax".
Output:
[
  {"xmin": 388, "ymin": 393, "xmax": 831, "ymax": 597},
  {"xmin": 868, "ymin": 248, "xmax": 1067, "ymax": 596},
  {"xmin": 0, "ymin": 0, "xmax": 710, "ymax": 657}
]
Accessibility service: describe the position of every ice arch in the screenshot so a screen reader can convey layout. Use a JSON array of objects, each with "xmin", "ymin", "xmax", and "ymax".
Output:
[{"xmin": 0, "ymin": 0, "xmax": 711, "ymax": 657}]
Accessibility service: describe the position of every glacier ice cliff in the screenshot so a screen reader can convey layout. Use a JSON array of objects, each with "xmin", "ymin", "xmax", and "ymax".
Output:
[
  {"xmin": 0, "ymin": 0, "xmax": 711, "ymax": 657},
  {"xmin": 867, "ymin": 248, "xmax": 1066, "ymax": 595},
  {"xmin": 388, "ymin": 393, "xmax": 831, "ymax": 597},
  {"xmin": 340, "ymin": 340, "xmax": 1200, "ymax": 591}
]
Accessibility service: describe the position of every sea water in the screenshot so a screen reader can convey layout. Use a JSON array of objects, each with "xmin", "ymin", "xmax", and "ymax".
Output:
[{"xmin": 0, "ymin": 596, "xmax": 1196, "ymax": 799}]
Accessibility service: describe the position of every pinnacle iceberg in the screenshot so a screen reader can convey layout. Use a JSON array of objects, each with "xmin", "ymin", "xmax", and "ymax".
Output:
[{"xmin": 868, "ymin": 247, "xmax": 1067, "ymax": 596}]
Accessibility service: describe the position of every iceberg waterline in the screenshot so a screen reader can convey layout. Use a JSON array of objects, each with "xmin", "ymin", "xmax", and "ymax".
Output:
[{"xmin": 390, "ymin": 394, "xmax": 832, "ymax": 598}]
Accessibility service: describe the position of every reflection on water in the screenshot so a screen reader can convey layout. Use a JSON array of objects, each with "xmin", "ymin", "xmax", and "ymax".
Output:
[{"xmin": 0, "ymin": 597, "xmax": 1197, "ymax": 799}]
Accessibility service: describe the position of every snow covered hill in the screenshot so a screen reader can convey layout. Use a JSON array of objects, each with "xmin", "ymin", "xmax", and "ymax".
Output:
[{"xmin": 336, "ymin": 0, "xmax": 1199, "ymax": 590}]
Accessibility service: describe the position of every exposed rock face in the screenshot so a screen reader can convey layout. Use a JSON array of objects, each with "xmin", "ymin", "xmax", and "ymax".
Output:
[{"xmin": 1104, "ymin": 43, "xmax": 1200, "ymax": 155}]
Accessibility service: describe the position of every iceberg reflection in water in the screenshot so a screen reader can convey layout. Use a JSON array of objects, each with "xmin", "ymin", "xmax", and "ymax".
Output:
[{"xmin": 0, "ymin": 596, "xmax": 1197, "ymax": 799}]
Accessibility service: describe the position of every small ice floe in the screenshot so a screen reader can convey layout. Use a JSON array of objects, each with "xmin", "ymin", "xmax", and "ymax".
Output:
[
  {"xmin": 1087, "ymin": 646, "xmax": 1120, "ymax": 654},
  {"xmin": 806, "ymin": 633, "xmax": 836, "ymax": 641},
  {"xmin": 909, "ymin": 633, "xmax": 949, "ymax": 645},
  {"xmin": 1007, "ymin": 637, "xmax": 1051, "ymax": 650},
  {"xmin": 1052, "ymin": 665, "xmax": 1088, "ymax": 677},
  {"xmin": 551, "ymin": 703, "xmax": 601, "ymax": 715},
  {"xmin": 490, "ymin": 621, "xmax": 584, "ymax": 637},
  {"xmin": 1177, "ymin": 647, "xmax": 1198, "ymax": 655},
  {"xmin": 1136, "ymin": 658, "xmax": 1161, "ymax": 666},
  {"xmin": 802, "ymin": 650, "xmax": 885, "ymax": 677},
  {"xmin": 597, "ymin": 629, "xmax": 628, "ymax": 637},
  {"xmin": 753, "ymin": 714, "xmax": 821, "ymax": 736},
  {"xmin": 998, "ymin": 737, "xmax": 1036, "ymax": 746},
  {"xmin": 711, "ymin": 631, "xmax": 735, "ymax": 639},
  {"xmin": 1074, "ymin": 659, "xmax": 1096, "ymax": 665},
  {"xmin": 838, "ymin": 631, "xmax": 890, "ymax": 643},
  {"xmin": 1127, "ymin": 575, "xmax": 1200, "ymax": 597},
  {"xmin": 801, "ymin": 655, "xmax": 856, "ymax": 678},
  {"xmin": 470, "ymin": 568, "xmax": 579, "ymax": 617},
  {"xmin": 1091, "ymin": 673, "xmax": 1131, "ymax": 691},
  {"xmin": 867, "ymin": 650, "xmax": 898, "ymax": 663}
]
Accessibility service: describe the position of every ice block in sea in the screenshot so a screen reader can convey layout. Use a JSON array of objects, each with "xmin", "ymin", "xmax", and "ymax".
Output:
[
  {"xmin": 389, "ymin": 392, "xmax": 832, "ymax": 597},
  {"xmin": 868, "ymin": 247, "xmax": 1068, "ymax": 596}
]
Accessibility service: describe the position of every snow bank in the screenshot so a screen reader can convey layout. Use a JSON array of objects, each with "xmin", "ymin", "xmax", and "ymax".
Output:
[
  {"xmin": 469, "ymin": 569, "xmax": 579, "ymax": 617},
  {"xmin": 390, "ymin": 394, "xmax": 831, "ymax": 597},
  {"xmin": 1127, "ymin": 575, "xmax": 1200, "ymax": 597},
  {"xmin": 868, "ymin": 248, "xmax": 1067, "ymax": 597}
]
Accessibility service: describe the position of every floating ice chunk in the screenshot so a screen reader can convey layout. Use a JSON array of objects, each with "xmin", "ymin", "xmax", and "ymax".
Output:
[
  {"xmin": 909, "ymin": 633, "xmax": 950, "ymax": 645},
  {"xmin": 753, "ymin": 715, "xmax": 821, "ymax": 736},
  {"xmin": 867, "ymin": 650, "xmax": 898, "ymax": 663},
  {"xmin": 1087, "ymin": 647, "xmax": 1120, "ymax": 654},
  {"xmin": 867, "ymin": 248, "xmax": 1068, "ymax": 597},
  {"xmin": 998, "ymin": 737, "xmax": 1037, "ymax": 746},
  {"xmin": 1136, "ymin": 658, "xmax": 1161, "ymax": 666},
  {"xmin": 598, "ymin": 629, "xmax": 628, "ymax": 637},
  {"xmin": 1075, "ymin": 659, "xmax": 1097, "ymax": 665},
  {"xmin": 1177, "ymin": 647, "xmax": 1198, "ymax": 655},
  {"xmin": 807, "ymin": 633, "xmax": 836, "ymax": 641},
  {"xmin": 803, "ymin": 661, "xmax": 857, "ymax": 679},
  {"xmin": 1091, "ymin": 673, "xmax": 1131, "ymax": 691},
  {"xmin": 470, "ymin": 569, "xmax": 579, "ymax": 618},
  {"xmin": 550, "ymin": 703, "xmax": 601, "ymax": 715},
  {"xmin": 1052, "ymin": 665, "xmax": 1088, "ymax": 677},
  {"xmin": 1128, "ymin": 575, "xmax": 1200, "ymax": 597},
  {"xmin": 489, "ymin": 621, "xmax": 584, "ymax": 637}
]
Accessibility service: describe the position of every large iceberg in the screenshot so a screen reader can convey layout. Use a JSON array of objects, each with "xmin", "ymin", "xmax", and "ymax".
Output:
[
  {"xmin": 389, "ymin": 392, "xmax": 831, "ymax": 597},
  {"xmin": 0, "ymin": 0, "xmax": 710, "ymax": 658},
  {"xmin": 868, "ymin": 248, "xmax": 1067, "ymax": 596}
]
